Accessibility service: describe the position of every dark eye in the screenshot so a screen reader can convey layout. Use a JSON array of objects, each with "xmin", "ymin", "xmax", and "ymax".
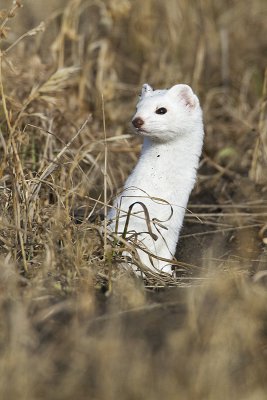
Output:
[{"xmin": 156, "ymin": 107, "xmax": 167, "ymax": 115}]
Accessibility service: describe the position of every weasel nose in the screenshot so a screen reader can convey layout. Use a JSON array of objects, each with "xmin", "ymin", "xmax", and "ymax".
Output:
[{"xmin": 132, "ymin": 117, "xmax": 144, "ymax": 129}]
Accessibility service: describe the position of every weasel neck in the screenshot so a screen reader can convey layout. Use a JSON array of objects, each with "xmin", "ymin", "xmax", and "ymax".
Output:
[
  {"xmin": 140, "ymin": 128, "xmax": 202, "ymax": 160},
  {"xmin": 124, "ymin": 126, "xmax": 203, "ymax": 201}
]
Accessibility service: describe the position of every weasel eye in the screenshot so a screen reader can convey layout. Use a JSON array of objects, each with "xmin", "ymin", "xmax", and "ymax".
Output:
[{"xmin": 156, "ymin": 107, "xmax": 167, "ymax": 115}]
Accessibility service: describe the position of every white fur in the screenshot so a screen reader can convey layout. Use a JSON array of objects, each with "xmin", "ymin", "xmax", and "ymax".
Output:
[{"xmin": 108, "ymin": 83, "xmax": 204, "ymax": 275}]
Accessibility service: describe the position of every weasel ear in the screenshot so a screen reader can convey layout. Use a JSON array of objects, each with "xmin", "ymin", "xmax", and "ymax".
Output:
[
  {"xmin": 168, "ymin": 84, "xmax": 198, "ymax": 109},
  {"xmin": 140, "ymin": 83, "xmax": 153, "ymax": 98}
]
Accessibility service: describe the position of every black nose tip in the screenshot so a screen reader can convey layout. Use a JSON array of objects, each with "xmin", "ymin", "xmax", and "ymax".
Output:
[{"xmin": 132, "ymin": 117, "xmax": 144, "ymax": 129}]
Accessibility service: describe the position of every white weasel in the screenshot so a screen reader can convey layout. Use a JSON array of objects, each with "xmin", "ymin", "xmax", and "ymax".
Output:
[{"xmin": 108, "ymin": 83, "xmax": 204, "ymax": 274}]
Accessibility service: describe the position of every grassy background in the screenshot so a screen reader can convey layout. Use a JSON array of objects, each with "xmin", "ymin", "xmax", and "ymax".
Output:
[{"xmin": 0, "ymin": 0, "xmax": 267, "ymax": 399}]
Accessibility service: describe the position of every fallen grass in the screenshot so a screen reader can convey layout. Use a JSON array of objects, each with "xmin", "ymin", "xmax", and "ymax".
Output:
[{"xmin": 0, "ymin": 0, "xmax": 267, "ymax": 398}]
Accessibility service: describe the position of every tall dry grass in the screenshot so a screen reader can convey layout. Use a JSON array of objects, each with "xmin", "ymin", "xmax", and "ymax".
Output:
[{"xmin": 0, "ymin": 0, "xmax": 267, "ymax": 398}]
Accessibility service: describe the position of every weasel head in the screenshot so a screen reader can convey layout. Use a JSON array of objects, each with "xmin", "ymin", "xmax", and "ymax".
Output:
[{"xmin": 131, "ymin": 83, "xmax": 203, "ymax": 142}]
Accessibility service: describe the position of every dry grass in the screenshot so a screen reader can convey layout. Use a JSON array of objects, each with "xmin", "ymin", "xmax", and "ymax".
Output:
[{"xmin": 0, "ymin": 0, "xmax": 267, "ymax": 398}]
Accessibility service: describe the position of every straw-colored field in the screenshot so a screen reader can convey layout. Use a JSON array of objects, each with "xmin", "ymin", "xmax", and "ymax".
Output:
[{"xmin": 0, "ymin": 0, "xmax": 267, "ymax": 398}]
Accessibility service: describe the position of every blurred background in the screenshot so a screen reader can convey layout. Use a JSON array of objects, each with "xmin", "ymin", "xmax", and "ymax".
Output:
[{"xmin": 1, "ymin": 0, "xmax": 266, "ymax": 198}]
